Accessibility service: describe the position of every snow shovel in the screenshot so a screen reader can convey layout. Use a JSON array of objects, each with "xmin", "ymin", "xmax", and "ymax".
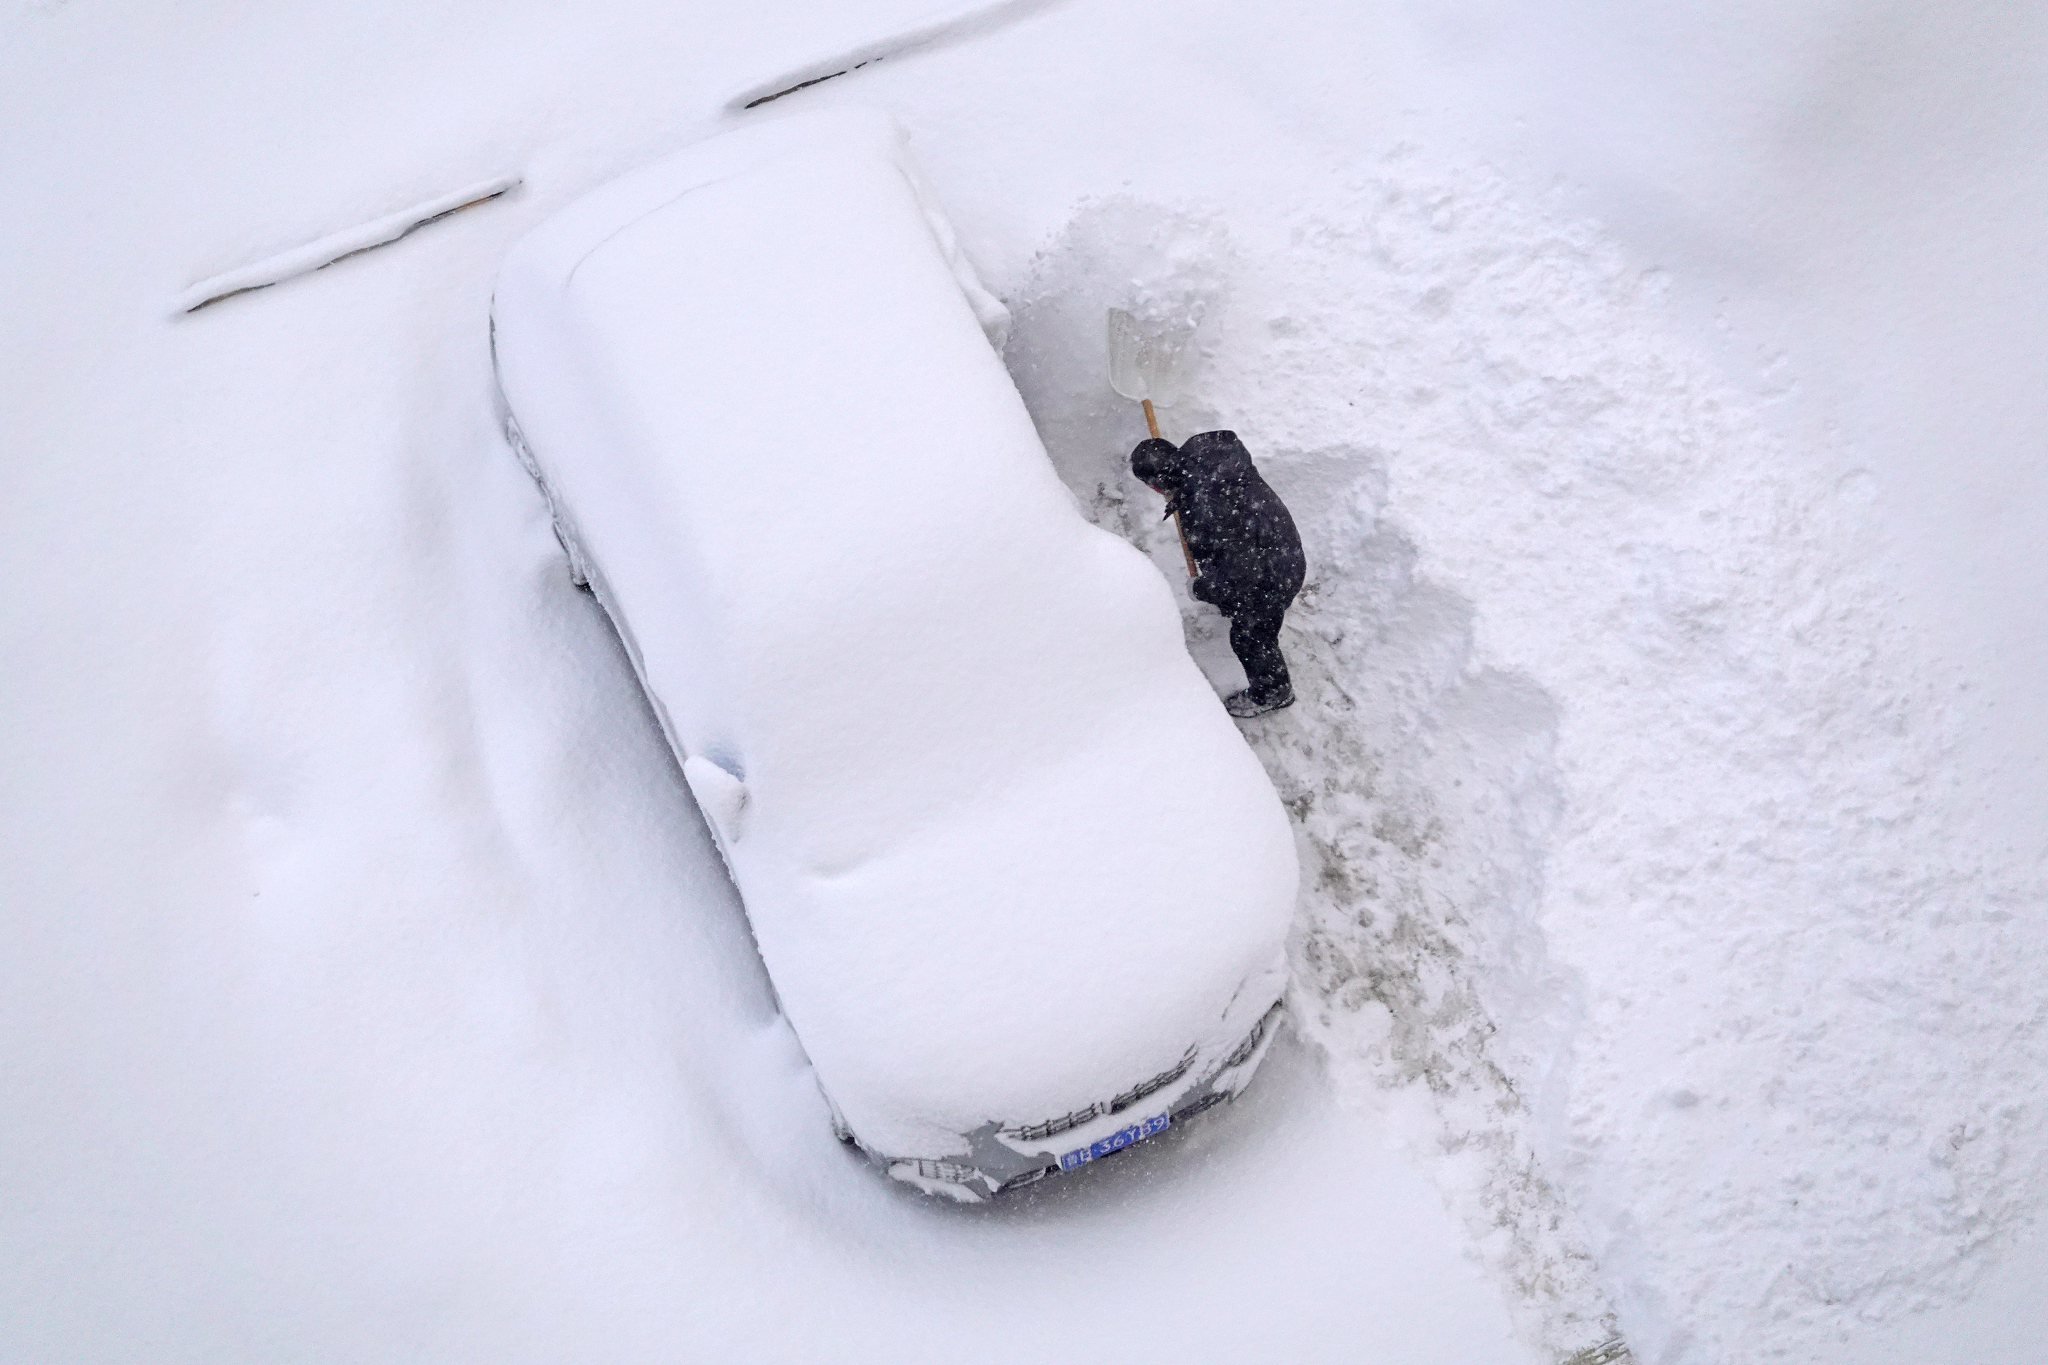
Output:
[
  {"xmin": 1107, "ymin": 307, "xmax": 1199, "ymax": 579},
  {"xmin": 1107, "ymin": 306, "xmax": 1190, "ymax": 440}
]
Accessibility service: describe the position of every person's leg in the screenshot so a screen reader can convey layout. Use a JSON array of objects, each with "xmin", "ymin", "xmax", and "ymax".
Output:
[{"xmin": 1228, "ymin": 606, "xmax": 1293, "ymax": 705}]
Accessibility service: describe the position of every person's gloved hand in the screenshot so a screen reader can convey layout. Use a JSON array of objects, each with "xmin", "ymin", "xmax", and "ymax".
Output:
[{"xmin": 1190, "ymin": 573, "xmax": 1215, "ymax": 605}]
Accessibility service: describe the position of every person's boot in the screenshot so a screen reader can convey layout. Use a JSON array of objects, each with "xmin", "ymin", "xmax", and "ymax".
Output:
[{"xmin": 1224, "ymin": 686, "xmax": 1294, "ymax": 718}]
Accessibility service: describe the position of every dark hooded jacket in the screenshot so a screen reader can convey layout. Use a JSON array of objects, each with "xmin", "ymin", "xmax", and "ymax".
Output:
[{"xmin": 1131, "ymin": 431, "xmax": 1306, "ymax": 615}]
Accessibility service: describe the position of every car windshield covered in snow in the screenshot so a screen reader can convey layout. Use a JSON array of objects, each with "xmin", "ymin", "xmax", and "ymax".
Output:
[{"xmin": 489, "ymin": 108, "xmax": 1297, "ymax": 1201}]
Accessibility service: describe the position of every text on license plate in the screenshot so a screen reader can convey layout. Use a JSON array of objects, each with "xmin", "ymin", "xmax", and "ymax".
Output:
[{"xmin": 1060, "ymin": 1112, "xmax": 1170, "ymax": 1171}]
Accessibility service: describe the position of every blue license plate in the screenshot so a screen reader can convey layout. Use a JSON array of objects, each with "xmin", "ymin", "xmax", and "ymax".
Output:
[{"xmin": 1060, "ymin": 1112, "xmax": 1170, "ymax": 1171}]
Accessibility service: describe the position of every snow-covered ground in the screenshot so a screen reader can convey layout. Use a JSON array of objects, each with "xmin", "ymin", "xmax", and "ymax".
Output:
[{"xmin": 5, "ymin": 2, "xmax": 2044, "ymax": 1363}]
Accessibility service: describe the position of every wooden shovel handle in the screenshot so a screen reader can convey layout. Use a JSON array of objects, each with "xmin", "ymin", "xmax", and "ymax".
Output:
[
  {"xmin": 1137, "ymin": 399, "xmax": 1197, "ymax": 578},
  {"xmin": 1171, "ymin": 509, "xmax": 1198, "ymax": 580}
]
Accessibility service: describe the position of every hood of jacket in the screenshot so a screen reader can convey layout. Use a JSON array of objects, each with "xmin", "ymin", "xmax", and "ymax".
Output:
[{"xmin": 1130, "ymin": 430, "xmax": 1256, "ymax": 495}]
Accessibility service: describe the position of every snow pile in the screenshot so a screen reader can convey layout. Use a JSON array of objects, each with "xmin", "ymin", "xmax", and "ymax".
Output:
[
  {"xmin": 1206, "ymin": 160, "xmax": 2048, "ymax": 1362},
  {"xmin": 1001, "ymin": 158, "xmax": 2046, "ymax": 1359},
  {"xmin": 1007, "ymin": 194, "xmax": 1618, "ymax": 1359}
]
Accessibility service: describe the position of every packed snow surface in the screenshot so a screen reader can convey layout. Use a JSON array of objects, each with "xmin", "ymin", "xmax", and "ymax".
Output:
[
  {"xmin": 492, "ymin": 108, "xmax": 1294, "ymax": 1172},
  {"xmin": 5, "ymin": 0, "xmax": 2046, "ymax": 1363}
]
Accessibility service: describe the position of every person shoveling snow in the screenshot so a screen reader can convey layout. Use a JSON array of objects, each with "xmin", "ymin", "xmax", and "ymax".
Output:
[
  {"xmin": 1131, "ymin": 431, "xmax": 1306, "ymax": 717},
  {"xmin": 1107, "ymin": 308, "xmax": 1305, "ymax": 718}
]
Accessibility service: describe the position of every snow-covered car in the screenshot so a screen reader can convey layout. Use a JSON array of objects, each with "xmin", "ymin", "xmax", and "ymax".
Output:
[{"xmin": 489, "ymin": 108, "xmax": 1297, "ymax": 1200}]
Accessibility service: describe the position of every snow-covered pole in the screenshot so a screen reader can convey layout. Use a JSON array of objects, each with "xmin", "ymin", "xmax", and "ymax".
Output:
[{"xmin": 171, "ymin": 175, "xmax": 520, "ymax": 316}]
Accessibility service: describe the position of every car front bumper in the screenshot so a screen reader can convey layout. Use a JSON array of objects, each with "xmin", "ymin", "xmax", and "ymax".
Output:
[{"xmin": 869, "ymin": 998, "xmax": 1287, "ymax": 1202}]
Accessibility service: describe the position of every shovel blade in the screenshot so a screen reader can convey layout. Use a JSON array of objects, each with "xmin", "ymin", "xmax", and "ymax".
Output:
[{"xmin": 1107, "ymin": 307, "xmax": 1189, "ymax": 406}]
